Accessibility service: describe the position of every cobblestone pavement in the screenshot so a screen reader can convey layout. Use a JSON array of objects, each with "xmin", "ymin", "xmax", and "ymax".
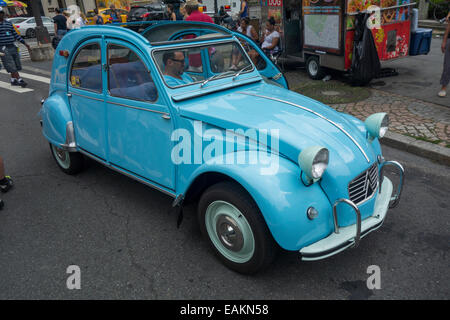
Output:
[
  {"xmin": 285, "ymin": 71, "xmax": 450, "ymax": 148},
  {"xmin": 330, "ymin": 89, "xmax": 450, "ymax": 148}
]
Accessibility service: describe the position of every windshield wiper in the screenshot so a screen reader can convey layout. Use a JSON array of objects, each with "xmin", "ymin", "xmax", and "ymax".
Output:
[
  {"xmin": 232, "ymin": 64, "xmax": 253, "ymax": 81},
  {"xmin": 200, "ymin": 71, "xmax": 236, "ymax": 88}
]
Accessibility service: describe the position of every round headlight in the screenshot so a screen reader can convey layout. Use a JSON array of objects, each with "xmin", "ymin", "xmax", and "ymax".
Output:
[
  {"xmin": 298, "ymin": 146, "xmax": 329, "ymax": 182},
  {"xmin": 365, "ymin": 113, "xmax": 389, "ymax": 140}
]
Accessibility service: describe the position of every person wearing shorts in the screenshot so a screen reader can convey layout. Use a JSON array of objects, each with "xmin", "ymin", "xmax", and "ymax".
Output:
[{"xmin": 0, "ymin": 7, "xmax": 31, "ymax": 87}]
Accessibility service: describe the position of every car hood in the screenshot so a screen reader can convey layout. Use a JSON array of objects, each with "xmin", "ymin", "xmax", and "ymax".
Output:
[
  {"xmin": 176, "ymin": 83, "xmax": 380, "ymax": 222},
  {"xmin": 177, "ymin": 84, "xmax": 377, "ymax": 167}
]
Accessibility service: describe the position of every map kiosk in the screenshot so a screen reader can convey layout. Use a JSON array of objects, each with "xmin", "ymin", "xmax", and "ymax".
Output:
[{"xmin": 249, "ymin": 0, "xmax": 417, "ymax": 81}]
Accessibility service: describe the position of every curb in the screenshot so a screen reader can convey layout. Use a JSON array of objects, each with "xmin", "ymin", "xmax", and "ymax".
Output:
[{"xmin": 381, "ymin": 131, "xmax": 450, "ymax": 166}]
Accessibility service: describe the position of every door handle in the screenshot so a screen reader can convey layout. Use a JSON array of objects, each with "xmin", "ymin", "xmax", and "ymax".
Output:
[
  {"xmin": 162, "ymin": 114, "xmax": 171, "ymax": 120},
  {"xmin": 67, "ymin": 93, "xmax": 72, "ymax": 98}
]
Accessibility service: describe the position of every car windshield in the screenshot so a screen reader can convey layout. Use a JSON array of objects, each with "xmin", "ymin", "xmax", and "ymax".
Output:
[{"xmin": 153, "ymin": 41, "xmax": 254, "ymax": 89}]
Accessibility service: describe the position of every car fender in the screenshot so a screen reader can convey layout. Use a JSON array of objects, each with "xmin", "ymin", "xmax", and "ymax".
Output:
[
  {"xmin": 182, "ymin": 151, "xmax": 334, "ymax": 251},
  {"xmin": 40, "ymin": 92, "xmax": 74, "ymax": 149}
]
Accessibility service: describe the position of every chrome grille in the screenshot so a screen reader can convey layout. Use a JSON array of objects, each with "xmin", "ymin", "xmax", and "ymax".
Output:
[{"xmin": 348, "ymin": 163, "xmax": 378, "ymax": 204}]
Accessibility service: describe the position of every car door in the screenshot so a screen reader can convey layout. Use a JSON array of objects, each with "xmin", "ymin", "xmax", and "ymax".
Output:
[
  {"xmin": 68, "ymin": 39, "xmax": 107, "ymax": 160},
  {"xmin": 105, "ymin": 39, "xmax": 175, "ymax": 190},
  {"xmin": 233, "ymin": 32, "xmax": 289, "ymax": 89}
]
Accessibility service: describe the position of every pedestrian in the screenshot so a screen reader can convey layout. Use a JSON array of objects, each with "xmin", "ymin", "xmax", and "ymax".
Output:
[
  {"xmin": 53, "ymin": 8, "xmax": 68, "ymax": 38},
  {"xmin": 0, "ymin": 155, "xmax": 14, "ymax": 211},
  {"xmin": 109, "ymin": 4, "xmax": 120, "ymax": 23},
  {"xmin": 179, "ymin": 3, "xmax": 188, "ymax": 20},
  {"xmin": 438, "ymin": 12, "xmax": 450, "ymax": 97},
  {"xmin": 167, "ymin": 4, "xmax": 177, "ymax": 21},
  {"xmin": 63, "ymin": 11, "xmax": 73, "ymax": 30},
  {"xmin": 237, "ymin": 17, "xmax": 258, "ymax": 43},
  {"xmin": 75, "ymin": 13, "xmax": 87, "ymax": 28},
  {"xmin": 0, "ymin": 7, "xmax": 31, "ymax": 88},
  {"xmin": 185, "ymin": 0, "xmax": 214, "ymax": 23},
  {"xmin": 94, "ymin": 8, "xmax": 104, "ymax": 25},
  {"xmin": 261, "ymin": 17, "xmax": 280, "ymax": 56},
  {"xmin": 239, "ymin": 0, "xmax": 248, "ymax": 19}
]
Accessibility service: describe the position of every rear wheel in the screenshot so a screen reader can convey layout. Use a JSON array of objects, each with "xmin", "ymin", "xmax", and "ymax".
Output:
[
  {"xmin": 26, "ymin": 28, "xmax": 35, "ymax": 38},
  {"xmin": 49, "ymin": 143, "xmax": 84, "ymax": 175},
  {"xmin": 198, "ymin": 181, "xmax": 278, "ymax": 274},
  {"xmin": 306, "ymin": 55, "xmax": 326, "ymax": 80}
]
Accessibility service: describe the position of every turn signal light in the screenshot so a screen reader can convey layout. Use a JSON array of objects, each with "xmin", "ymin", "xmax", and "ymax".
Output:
[{"xmin": 59, "ymin": 50, "xmax": 69, "ymax": 57}]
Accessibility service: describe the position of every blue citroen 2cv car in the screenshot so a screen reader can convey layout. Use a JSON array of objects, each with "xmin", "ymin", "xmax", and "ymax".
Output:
[{"xmin": 40, "ymin": 21, "xmax": 404, "ymax": 274}]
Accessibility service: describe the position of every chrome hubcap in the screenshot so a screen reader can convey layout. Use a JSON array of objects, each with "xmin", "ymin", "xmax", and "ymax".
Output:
[
  {"xmin": 309, "ymin": 60, "xmax": 318, "ymax": 75},
  {"xmin": 52, "ymin": 145, "xmax": 70, "ymax": 169},
  {"xmin": 205, "ymin": 200, "xmax": 255, "ymax": 263},
  {"xmin": 216, "ymin": 215, "xmax": 244, "ymax": 252},
  {"xmin": 55, "ymin": 148, "xmax": 67, "ymax": 162}
]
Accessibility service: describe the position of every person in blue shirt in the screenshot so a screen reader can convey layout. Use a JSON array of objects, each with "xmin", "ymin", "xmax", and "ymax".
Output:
[
  {"xmin": 162, "ymin": 51, "xmax": 194, "ymax": 87},
  {"xmin": 109, "ymin": 4, "xmax": 120, "ymax": 23},
  {"xmin": 239, "ymin": 0, "xmax": 248, "ymax": 19}
]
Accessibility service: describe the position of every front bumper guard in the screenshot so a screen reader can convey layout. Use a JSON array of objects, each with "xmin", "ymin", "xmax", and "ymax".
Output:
[{"xmin": 300, "ymin": 161, "xmax": 405, "ymax": 261}]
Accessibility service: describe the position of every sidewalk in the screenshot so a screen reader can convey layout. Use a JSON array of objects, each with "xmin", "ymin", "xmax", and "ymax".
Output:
[{"xmin": 286, "ymin": 71, "xmax": 450, "ymax": 166}]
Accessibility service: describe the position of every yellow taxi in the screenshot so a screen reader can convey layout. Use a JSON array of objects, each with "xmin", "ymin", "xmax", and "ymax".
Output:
[{"xmin": 86, "ymin": 7, "xmax": 128, "ymax": 25}]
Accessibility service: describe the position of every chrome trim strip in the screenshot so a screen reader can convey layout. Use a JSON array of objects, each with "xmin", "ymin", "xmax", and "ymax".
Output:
[
  {"xmin": 333, "ymin": 198, "xmax": 361, "ymax": 248},
  {"xmin": 78, "ymin": 149, "xmax": 176, "ymax": 198},
  {"xmin": 107, "ymin": 101, "xmax": 170, "ymax": 116},
  {"xmin": 69, "ymin": 91, "xmax": 104, "ymax": 102},
  {"xmin": 237, "ymin": 92, "xmax": 371, "ymax": 163}
]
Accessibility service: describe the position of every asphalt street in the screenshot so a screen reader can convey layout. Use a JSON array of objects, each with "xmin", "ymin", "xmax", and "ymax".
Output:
[
  {"xmin": 371, "ymin": 37, "xmax": 449, "ymax": 107},
  {"xmin": 0, "ymin": 63, "xmax": 449, "ymax": 300}
]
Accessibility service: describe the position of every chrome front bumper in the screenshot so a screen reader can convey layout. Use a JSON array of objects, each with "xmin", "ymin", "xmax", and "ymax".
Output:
[{"xmin": 300, "ymin": 160, "xmax": 404, "ymax": 261}]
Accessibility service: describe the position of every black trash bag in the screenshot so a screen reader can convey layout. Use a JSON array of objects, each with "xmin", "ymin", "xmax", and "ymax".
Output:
[{"xmin": 349, "ymin": 12, "xmax": 381, "ymax": 86}]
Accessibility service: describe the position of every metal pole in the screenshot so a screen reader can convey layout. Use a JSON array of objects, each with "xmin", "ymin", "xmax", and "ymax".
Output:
[{"xmin": 31, "ymin": 0, "xmax": 51, "ymax": 45}]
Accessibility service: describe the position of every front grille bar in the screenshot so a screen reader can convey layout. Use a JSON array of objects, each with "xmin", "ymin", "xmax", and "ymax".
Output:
[{"xmin": 332, "ymin": 198, "xmax": 361, "ymax": 248}]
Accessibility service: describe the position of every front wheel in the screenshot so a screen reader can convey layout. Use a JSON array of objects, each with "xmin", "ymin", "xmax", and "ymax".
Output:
[
  {"xmin": 49, "ymin": 143, "xmax": 84, "ymax": 175},
  {"xmin": 198, "ymin": 181, "xmax": 278, "ymax": 274}
]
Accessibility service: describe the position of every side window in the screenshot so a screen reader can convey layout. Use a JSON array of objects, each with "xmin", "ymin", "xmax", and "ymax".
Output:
[
  {"xmin": 70, "ymin": 43, "xmax": 102, "ymax": 93},
  {"xmin": 108, "ymin": 44, "xmax": 157, "ymax": 102},
  {"xmin": 238, "ymin": 38, "xmax": 267, "ymax": 71}
]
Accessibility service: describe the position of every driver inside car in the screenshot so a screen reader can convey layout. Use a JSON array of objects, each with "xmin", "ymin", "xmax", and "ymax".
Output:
[{"xmin": 162, "ymin": 51, "xmax": 194, "ymax": 87}]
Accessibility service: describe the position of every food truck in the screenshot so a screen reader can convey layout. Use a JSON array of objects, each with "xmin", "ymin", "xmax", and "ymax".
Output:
[{"xmin": 248, "ymin": 0, "xmax": 418, "ymax": 81}]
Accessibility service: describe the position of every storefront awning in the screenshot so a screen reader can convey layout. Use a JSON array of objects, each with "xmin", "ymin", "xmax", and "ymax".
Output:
[{"xmin": 0, "ymin": 1, "xmax": 28, "ymax": 8}]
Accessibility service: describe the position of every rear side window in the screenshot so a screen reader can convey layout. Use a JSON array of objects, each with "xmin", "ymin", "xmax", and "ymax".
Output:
[
  {"xmin": 70, "ymin": 43, "xmax": 102, "ymax": 93},
  {"xmin": 107, "ymin": 44, "xmax": 157, "ymax": 102}
]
